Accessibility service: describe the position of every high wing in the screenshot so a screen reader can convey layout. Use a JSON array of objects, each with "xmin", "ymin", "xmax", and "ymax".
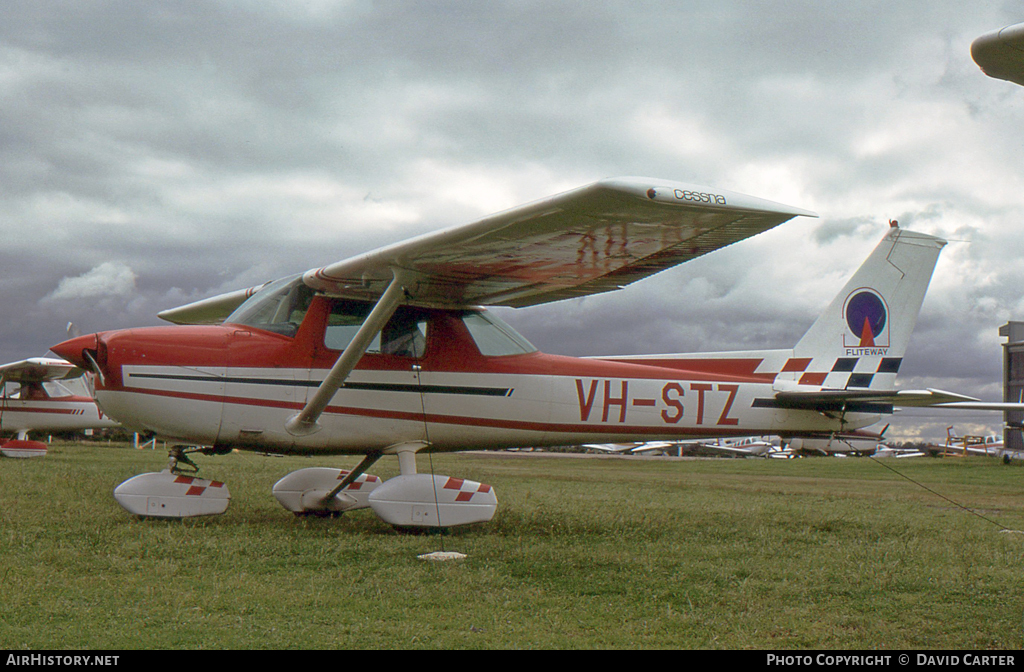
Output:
[
  {"xmin": 303, "ymin": 177, "xmax": 816, "ymax": 308},
  {"xmin": 0, "ymin": 357, "xmax": 87, "ymax": 383},
  {"xmin": 972, "ymin": 22, "xmax": 1024, "ymax": 87},
  {"xmin": 158, "ymin": 177, "xmax": 815, "ymax": 324}
]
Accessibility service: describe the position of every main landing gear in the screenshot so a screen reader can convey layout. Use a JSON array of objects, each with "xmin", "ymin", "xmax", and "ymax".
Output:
[{"xmin": 112, "ymin": 443, "xmax": 498, "ymax": 529}]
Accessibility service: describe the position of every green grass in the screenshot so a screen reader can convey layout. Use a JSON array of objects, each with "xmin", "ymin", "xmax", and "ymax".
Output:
[{"xmin": 2, "ymin": 444, "xmax": 1023, "ymax": 649}]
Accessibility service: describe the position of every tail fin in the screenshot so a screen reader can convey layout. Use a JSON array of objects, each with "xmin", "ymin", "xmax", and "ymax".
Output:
[{"xmin": 777, "ymin": 228, "xmax": 946, "ymax": 392}]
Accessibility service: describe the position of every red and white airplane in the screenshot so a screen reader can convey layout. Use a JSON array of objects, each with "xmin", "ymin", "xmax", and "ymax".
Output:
[
  {"xmin": 49, "ymin": 176, "xmax": 1016, "ymax": 524},
  {"xmin": 0, "ymin": 357, "xmax": 118, "ymax": 457}
]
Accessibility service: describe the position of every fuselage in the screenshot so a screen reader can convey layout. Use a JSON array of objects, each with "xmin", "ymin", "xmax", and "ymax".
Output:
[{"xmin": 51, "ymin": 294, "xmax": 875, "ymax": 455}]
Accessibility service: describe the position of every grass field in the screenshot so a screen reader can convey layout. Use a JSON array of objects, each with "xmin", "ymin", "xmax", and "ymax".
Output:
[{"xmin": 1, "ymin": 443, "xmax": 1023, "ymax": 650}]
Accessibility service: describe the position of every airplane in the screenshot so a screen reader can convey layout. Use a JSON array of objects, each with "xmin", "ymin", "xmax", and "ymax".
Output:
[
  {"xmin": 582, "ymin": 441, "xmax": 676, "ymax": 455},
  {"xmin": 587, "ymin": 436, "xmax": 783, "ymax": 458},
  {"xmin": 783, "ymin": 428, "xmax": 889, "ymax": 457},
  {"xmin": 699, "ymin": 436, "xmax": 777, "ymax": 458},
  {"xmin": 0, "ymin": 357, "xmax": 119, "ymax": 457},
  {"xmin": 782, "ymin": 435, "xmax": 927, "ymax": 458},
  {"xmin": 927, "ymin": 426, "xmax": 1024, "ymax": 460},
  {"xmin": 870, "ymin": 444, "xmax": 924, "ymax": 459},
  {"xmin": 676, "ymin": 436, "xmax": 783, "ymax": 458},
  {"xmin": 50, "ymin": 176, "xmax": 1022, "ymax": 526},
  {"xmin": 972, "ymin": 22, "xmax": 1024, "ymax": 87}
]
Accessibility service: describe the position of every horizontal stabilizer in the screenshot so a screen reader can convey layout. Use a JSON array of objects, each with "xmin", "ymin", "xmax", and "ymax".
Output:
[{"xmin": 759, "ymin": 388, "xmax": 982, "ymax": 414}]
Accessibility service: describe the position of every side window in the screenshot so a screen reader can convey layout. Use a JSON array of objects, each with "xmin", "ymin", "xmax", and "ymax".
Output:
[
  {"xmin": 42, "ymin": 381, "xmax": 75, "ymax": 399},
  {"xmin": 19, "ymin": 382, "xmax": 48, "ymax": 400},
  {"xmin": 325, "ymin": 301, "xmax": 427, "ymax": 359},
  {"xmin": 324, "ymin": 300, "xmax": 378, "ymax": 352},
  {"xmin": 380, "ymin": 312, "xmax": 428, "ymax": 358},
  {"xmin": 461, "ymin": 310, "xmax": 537, "ymax": 356}
]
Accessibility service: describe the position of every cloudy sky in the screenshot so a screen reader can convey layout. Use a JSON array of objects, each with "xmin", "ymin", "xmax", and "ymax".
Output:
[{"xmin": 3, "ymin": 1, "xmax": 1023, "ymax": 442}]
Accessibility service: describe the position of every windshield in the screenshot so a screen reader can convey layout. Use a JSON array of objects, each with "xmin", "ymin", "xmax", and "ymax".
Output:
[
  {"xmin": 2, "ymin": 380, "xmax": 77, "ymax": 399},
  {"xmin": 225, "ymin": 274, "xmax": 313, "ymax": 338}
]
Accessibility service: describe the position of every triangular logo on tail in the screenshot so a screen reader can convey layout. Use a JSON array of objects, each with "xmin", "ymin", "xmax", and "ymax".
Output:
[{"xmin": 859, "ymin": 317, "xmax": 875, "ymax": 347}]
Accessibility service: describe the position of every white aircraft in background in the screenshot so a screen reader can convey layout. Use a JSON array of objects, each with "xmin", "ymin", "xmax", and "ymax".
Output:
[
  {"xmin": 679, "ymin": 436, "xmax": 784, "ymax": 458},
  {"xmin": 583, "ymin": 441, "xmax": 676, "ymax": 455},
  {"xmin": 51, "ymin": 177, "xmax": 1022, "ymax": 525},
  {"xmin": 587, "ymin": 436, "xmax": 784, "ymax": 458},
  {"xmin": 784, "ymin": 433, "xmax": 923, "ymax": 458},
  {"xmin": 871, "ymin": 445, "xmax": 924, "ymax": 459},
  {"xmin": 0, "ymin": 357, "xmax": 119, "ymax": 457},
  {"xmin": 702, "ymin": 436, "xmax": 777, "ymax": 458},
  {"xmin": 784, "ymin": 432, "xmax": 886, "ymax": 457}
]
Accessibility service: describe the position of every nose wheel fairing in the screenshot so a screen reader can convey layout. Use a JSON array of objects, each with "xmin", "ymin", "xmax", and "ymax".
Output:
[{"xmin": 113, "ymin": 470, "xmax": 231, "ymax": 518}]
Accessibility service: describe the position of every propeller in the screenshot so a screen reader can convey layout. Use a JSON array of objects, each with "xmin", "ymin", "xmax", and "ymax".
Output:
[{"xmin": 65, "ymin": 322, "xmax": 105, "ymax": 388}]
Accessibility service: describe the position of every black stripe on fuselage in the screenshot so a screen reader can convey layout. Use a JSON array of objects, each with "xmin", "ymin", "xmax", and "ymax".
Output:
[{"xmin": 126, "ymin": 372, "xmax": 514, "ymax": 397}]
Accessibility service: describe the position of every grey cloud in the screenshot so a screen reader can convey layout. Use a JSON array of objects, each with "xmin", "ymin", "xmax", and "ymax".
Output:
[{"xmin": 2, "ymin": 1, "xmax": 1023, "ymax": 443}]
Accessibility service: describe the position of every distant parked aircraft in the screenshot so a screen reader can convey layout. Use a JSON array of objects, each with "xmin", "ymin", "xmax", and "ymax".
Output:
[{"xmin": 0, "ymin": 357, "xmax": 118, "ymax": 457}]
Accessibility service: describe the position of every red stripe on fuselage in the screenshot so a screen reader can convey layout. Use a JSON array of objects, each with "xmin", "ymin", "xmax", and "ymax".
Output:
[
  {"xmin": 1, "ymin": 406, "xmax": 82, "ymax": 415},
  {"xmin": 596, "ymin": 357, "xmax": 774, "ymax": 382},
  {"xmin": 103, "ymin": 383, "xmax": 762, "ymax": 439}
]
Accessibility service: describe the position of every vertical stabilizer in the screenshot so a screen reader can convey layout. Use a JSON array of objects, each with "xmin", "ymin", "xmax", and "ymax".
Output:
[{"xmin": 776, "ymin": 228, "xmax": 946, "ymax": 392}]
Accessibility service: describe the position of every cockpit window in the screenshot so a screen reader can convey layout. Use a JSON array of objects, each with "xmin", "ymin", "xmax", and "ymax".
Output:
[
  {"xmin": 225, "ymin": 274, "xmax": 313, "ymax": 338},
  {"xmin": 462, "ymin": 310, "xmax": 537, "ymax": 356},
  {"xmin": 325, "ymin": 300, "xmax": 428, "ymax": 359},
  {"xmin": 1, "ymin": 381, "xmax": 76, "ymax": 399}
]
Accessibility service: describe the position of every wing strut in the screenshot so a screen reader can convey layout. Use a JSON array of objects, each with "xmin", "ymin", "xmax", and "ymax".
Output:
[
  {"xmin": 285, "ymin": 271, "xmax": 409, "ymax": 437},
  {"xmin": 321, "ymin": 451, "xmax": 382, "ymax": 503}
]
